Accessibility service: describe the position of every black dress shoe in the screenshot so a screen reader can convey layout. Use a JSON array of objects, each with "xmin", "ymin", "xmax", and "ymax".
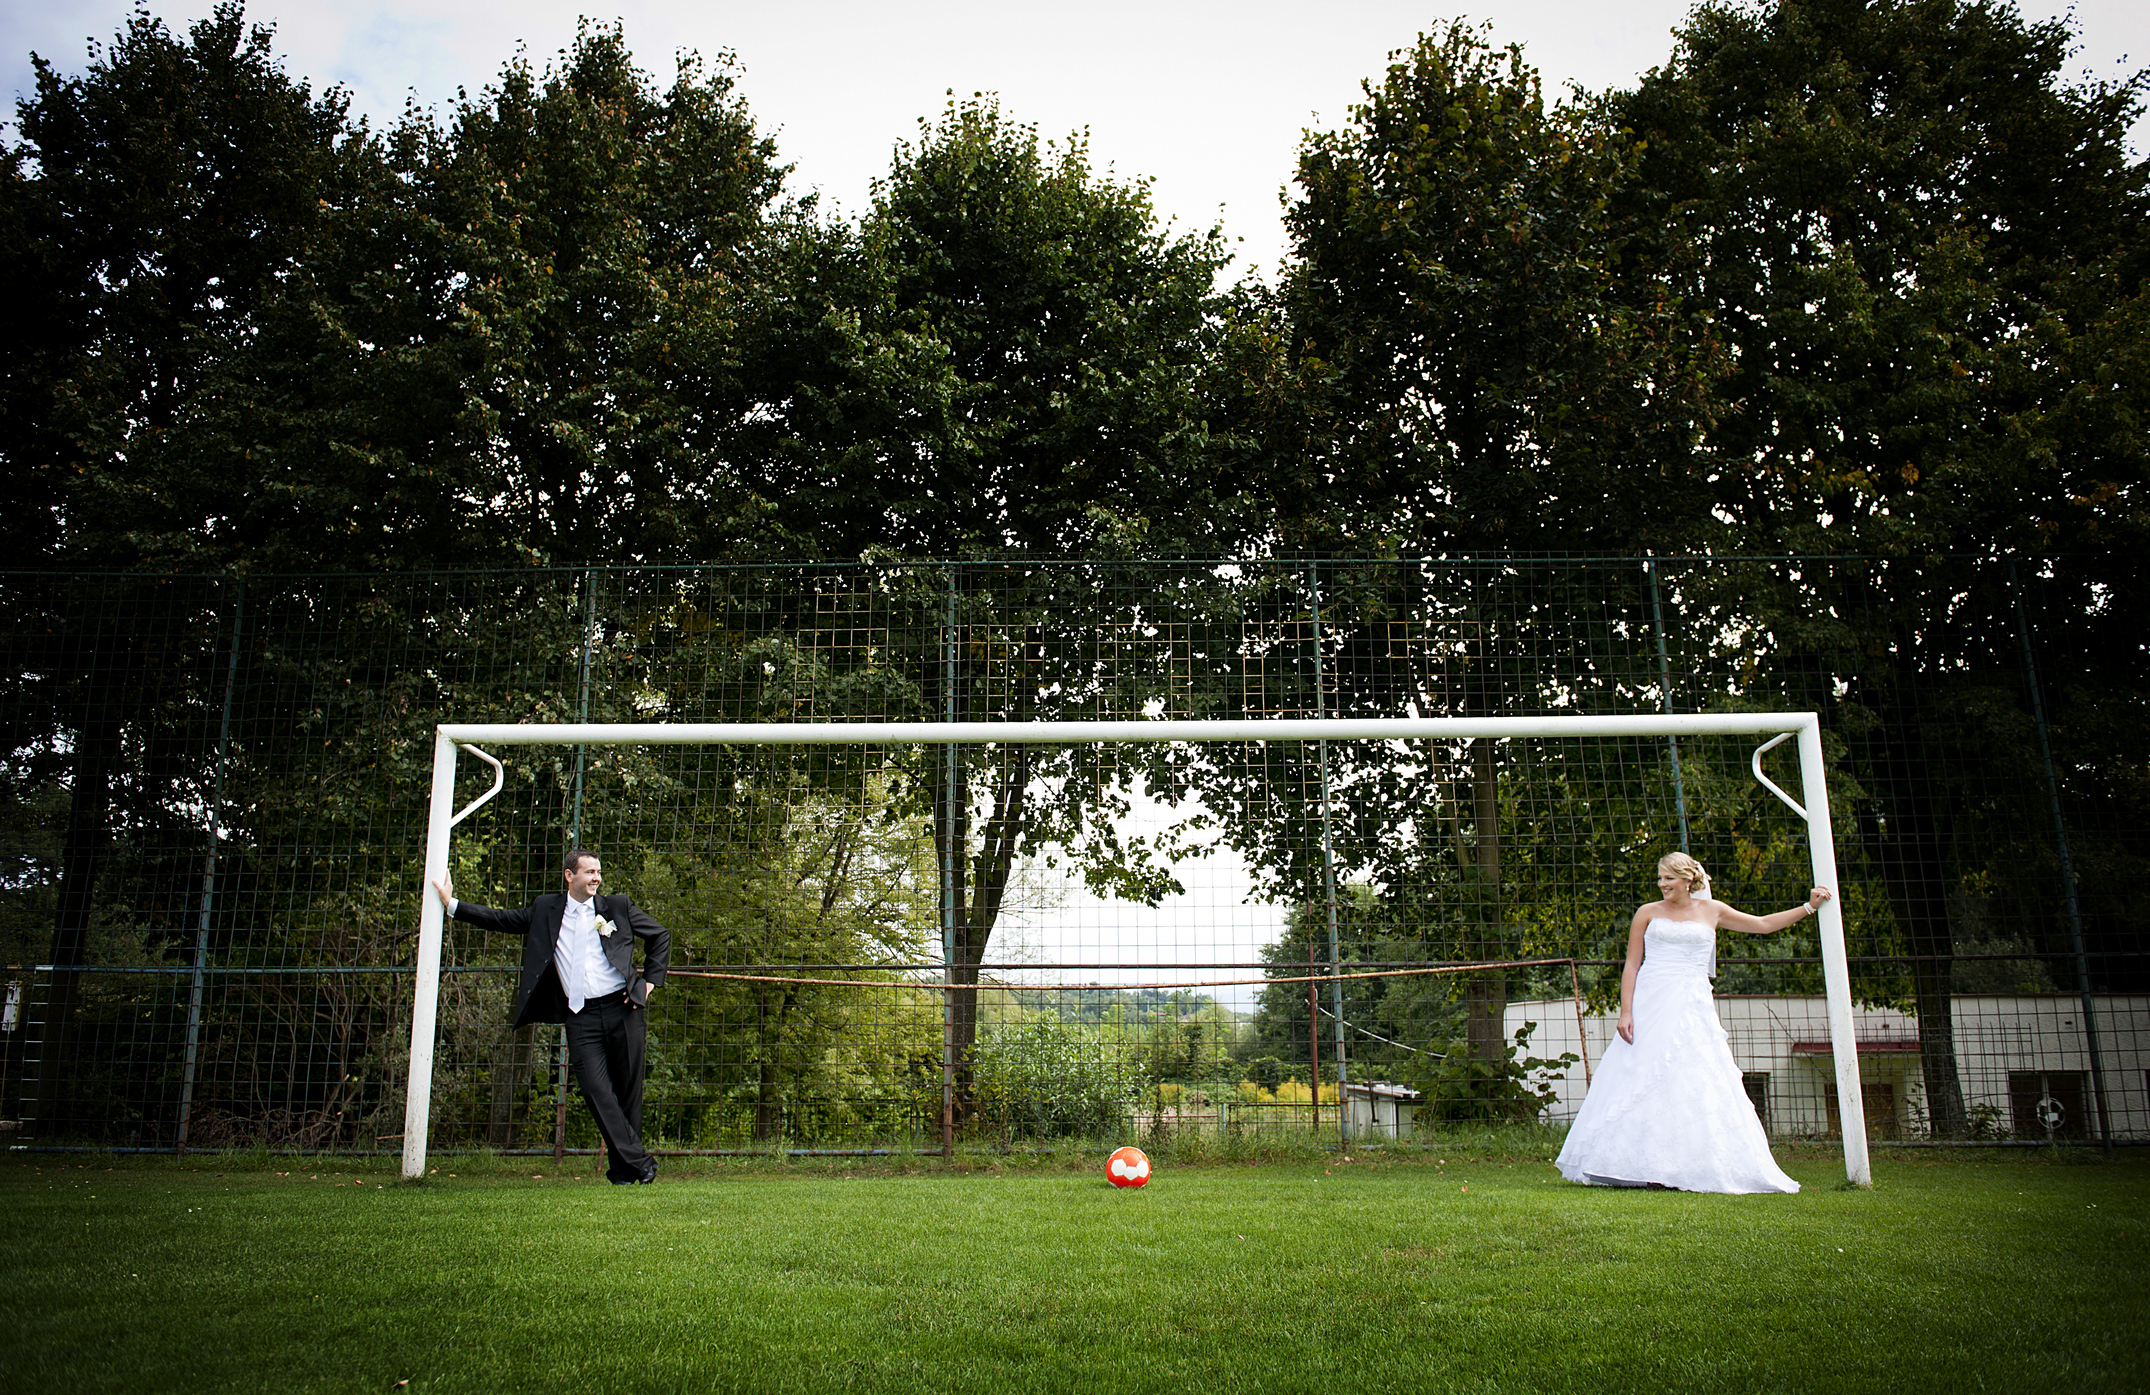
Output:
[{"xmin": 634, "ymin": 1159, "xmax": 658, "ymax": 1184}]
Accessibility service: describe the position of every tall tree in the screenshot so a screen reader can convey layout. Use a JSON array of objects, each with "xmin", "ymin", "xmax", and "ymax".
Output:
[
  {"xmin": 0, "ymin": 4, "xmax": 361, "ymax": 1132},
  {"xmin": 213, "ymin": 22, "xmax": 791, "ymax": 571},
  {"xmin": 1277, "ymin": 21, "xmax": 1720, "ymax": 556},
  {"xmin": 0, "ymin": 1, "xmax": 361, "ymax": 570},
  {"xmin": 763, "ymin": 95, "xmax": 1258, "ymax": 557},
  {"xmin": 1265, "ymin": 27, "xmax": 1720, "ymax": 1075},
  {"xmin": 753, "ymin": 99, "xmax": 1265, "ymax": 1118},
  {"xmin": 1619, "ymin": 0, "xmax": 2147, "ymax": 559},
  {"xmin": 0, "ymin": 11, "xmax": 805, "ymax": 1142},
  {"xmin": 3, "ymin": 14, "xmax": 794, "ymax": 573},
  {"xmin": 391, "ymin": 23, "xmax": 788, "ymax": 566},
  {"xmin": 1615, "ymin": 0, "xmax": 2150, "ymax": 1132}
]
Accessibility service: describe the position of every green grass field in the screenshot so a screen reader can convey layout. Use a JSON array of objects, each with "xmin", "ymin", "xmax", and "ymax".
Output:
[{"xmin": 4, "ymin": 1142, "xmax": 2144, "ymax": 1394}]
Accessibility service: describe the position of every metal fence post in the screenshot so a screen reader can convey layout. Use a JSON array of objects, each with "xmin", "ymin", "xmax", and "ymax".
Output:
[
  {"xmin": 177, "ymin": 577, "xmax": 244, "ymax": 1154},
  {"xmin": 1309, "ymin": 561, "xmax": 1348, "ymax": 1145},
  {"xmin": 1308, "ymin": 976, "xmax": 1322, "ymax": 1135},
  {"xmin": 558, "ymin": 569, "xmax": 597, "ymax": 1162},
  {"xmin": 1646, "ymin": 558, "xmax": 1691, "ymax": 853},
  {"xmin": 941, "ymin": 566, "xmax": 959, "ymax": 1159},
  {"xmin": 2011, "ymin": 564, "xmax": 2113, "ymax": 1154},
  {"xmin": 569, "ymin": 568, "xmax": 596, "ymax": 846}
]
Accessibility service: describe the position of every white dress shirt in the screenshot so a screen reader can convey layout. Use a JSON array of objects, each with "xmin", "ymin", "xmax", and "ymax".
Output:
[
  {"xmin": 445, "ymin": 893, "xmax": 628, "ymax": 1013},
  {"xmin": 554, "ymin": 893, "xmax": 628, "ymax": 1012}
]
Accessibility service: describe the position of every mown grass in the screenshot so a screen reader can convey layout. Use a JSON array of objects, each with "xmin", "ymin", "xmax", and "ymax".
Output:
[{"xmin": 3, "ymin": 1142, "xmax": 2144, "ymax": 1394}]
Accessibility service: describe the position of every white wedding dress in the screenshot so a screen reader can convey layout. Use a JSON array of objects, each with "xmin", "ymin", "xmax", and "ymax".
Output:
[{"xmin": 1556, "ymin": 917, "xmax": 1799, "ymax": 1194}]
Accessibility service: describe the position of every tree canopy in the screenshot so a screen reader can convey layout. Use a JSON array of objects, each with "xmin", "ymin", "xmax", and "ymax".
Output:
[
  {"xmin": 1618, "ymin": 0, "xmax": 2148, "ymax": 561},
  {"xmin": 2, "ymin": 4, "xmax": 358, "ymax": 569},
  {"xmin": 1272, "ymin": 23, "xmax": 1726, "ymax": 556},
  {"xmin": 751, "ymin": 95, "xmax": 1262, "ymax": 559},
  {"xmin": 10, "ymin": 1, "xmax": 2138, "ymax": 574}
]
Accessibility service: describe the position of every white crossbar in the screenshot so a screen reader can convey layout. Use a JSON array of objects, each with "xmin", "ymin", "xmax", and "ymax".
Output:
[{"xmin": 437, "ymin": 713, "xmax": 1819, "ymax": 746}]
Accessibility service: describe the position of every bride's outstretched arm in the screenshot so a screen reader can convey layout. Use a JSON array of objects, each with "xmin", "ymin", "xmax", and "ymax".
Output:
[
  {"xmin": 1615, "ymin": 909, "xmax": 1648, "ymax": 1044},
  {"xmin": 1716, "ymin": 886, "xmax": 1833, "ymax": 936}
]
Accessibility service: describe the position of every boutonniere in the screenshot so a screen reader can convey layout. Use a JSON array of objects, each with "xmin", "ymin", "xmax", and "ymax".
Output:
[{"xmin": 597, "ymin": 916, "xmax": 616, "ymax": 938}]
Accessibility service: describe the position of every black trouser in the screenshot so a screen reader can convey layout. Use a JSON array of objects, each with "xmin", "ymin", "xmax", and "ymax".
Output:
[{"xmin": 564, "ymin": 990, "xmax": 653, "ymax": 1182}]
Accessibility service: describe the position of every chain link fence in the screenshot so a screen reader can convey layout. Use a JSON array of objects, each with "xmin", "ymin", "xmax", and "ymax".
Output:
[{"xmin": 2, "ymin": 558, "xmax": 2141, "ymax": 1154}]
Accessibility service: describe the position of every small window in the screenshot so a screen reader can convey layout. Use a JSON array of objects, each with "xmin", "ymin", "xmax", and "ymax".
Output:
[
  {"xmin": 1742, "ymin": 1071, "xmax": 1771, "ymax": 1131},
  {"xmin": 1823, "ymin": 1081, "xmax": 1901, "ymax": 1139}
]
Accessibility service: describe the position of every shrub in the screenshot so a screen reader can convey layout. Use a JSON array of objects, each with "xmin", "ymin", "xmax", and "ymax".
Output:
[
  {"xmin": 1405, "ymin": 1021, "xmax": 1578, "ymax": 1125},
  {"xmin": 970, "ymin": 1019, "xmax": 1139, "ymax": 1138}
]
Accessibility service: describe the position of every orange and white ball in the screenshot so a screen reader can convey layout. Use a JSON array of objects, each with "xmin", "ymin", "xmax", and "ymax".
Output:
[{"xmin": 1106, "ymin": 1146, "xmax": 1151, "ymax": 1188}]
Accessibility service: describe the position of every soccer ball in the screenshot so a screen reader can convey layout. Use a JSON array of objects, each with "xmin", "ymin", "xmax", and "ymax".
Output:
[{"xmin": 1106, "ymin": 1146, "xmax": 1151, "ymax": 1189}]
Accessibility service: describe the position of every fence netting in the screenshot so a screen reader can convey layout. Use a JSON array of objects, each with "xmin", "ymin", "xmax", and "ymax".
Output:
[{"xmin": 1, "ymin": 558, "xmax": 2142, "ymax": 1154}]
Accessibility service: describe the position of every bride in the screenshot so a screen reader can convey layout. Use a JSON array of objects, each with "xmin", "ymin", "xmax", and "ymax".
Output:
[{"xmin": 1555, "ymin": 852, "xmax": 1831, "ymax": 1194}]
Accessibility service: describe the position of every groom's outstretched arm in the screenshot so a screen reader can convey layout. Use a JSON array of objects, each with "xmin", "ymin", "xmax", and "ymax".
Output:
[{"xmin": 430, "ymin": 876, "xmax": 532, "ymax": 933}]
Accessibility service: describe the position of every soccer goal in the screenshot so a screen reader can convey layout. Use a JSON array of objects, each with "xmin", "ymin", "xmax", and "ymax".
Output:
[{"xmin": 400, "ymin": 714, "xmax": 1870, "ymax": 1185}]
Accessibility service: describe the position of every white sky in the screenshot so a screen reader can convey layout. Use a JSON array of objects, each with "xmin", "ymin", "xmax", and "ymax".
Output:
[
  {"xmin": 990, "ymin": 784, "xmax": 1282, "ymax": 1013},
  {"xmin": 7, "ymin": 1, "xmax": 2144, "ymax": 282}
]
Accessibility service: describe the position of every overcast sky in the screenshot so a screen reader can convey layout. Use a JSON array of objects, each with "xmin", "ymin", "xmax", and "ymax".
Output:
[{"xmin": 7, "ymin": 1, "xmax": 2144, "ymax": 282}]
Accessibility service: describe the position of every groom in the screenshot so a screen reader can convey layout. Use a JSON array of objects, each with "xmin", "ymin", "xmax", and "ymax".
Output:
[{"xmin": 432, "ymin": 850, "xmax": 670, "ymax": 1184}]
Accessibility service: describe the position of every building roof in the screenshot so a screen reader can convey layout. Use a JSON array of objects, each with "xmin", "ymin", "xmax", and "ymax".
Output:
[
  {"xmin": 1788, "ymin": 1039, "xmax": 1922, "ymax": 1056},
  {"xmin": 1342, "ymin": 1081, "xmax": 1422, "ymax": 1101}
]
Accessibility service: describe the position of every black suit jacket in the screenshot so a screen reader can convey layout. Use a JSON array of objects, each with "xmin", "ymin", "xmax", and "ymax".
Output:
[{"xmin": 451, "ymin": 892, "xmax": 670, "ymax": 1028}]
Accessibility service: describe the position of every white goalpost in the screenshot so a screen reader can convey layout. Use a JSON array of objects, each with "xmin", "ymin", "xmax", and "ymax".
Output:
[{"xmin": 401, "ymin": 714, "xmax": 1872, "ymax": 1186}]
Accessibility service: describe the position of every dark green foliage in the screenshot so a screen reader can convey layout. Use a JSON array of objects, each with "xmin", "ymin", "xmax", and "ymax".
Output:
[
  {"xmin": 1618, "ymin": 0, "xmax": 2148, "ymax": 560},
  {"xmin": 3, "ymin": 12, "xmax": 793, "ymax": 572},
  {"xmin": 1276, "ymin": 21, "xmax": 1720, "ymax": 555},
  {"xmin": 379, "ymin": 24, "xmax": 789, "ymax": 567},
  {"xmin": 1, "ymin": 3, "xmax": 358, "ymax": 570},
  {"xmin": 782, "ymin": 96, "xmax": 1258, "ymax": 559}
]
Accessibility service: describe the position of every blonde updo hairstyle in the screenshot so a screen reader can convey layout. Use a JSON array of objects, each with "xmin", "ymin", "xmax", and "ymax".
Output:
[{"xmin": 1658, "ymin": 851, "xmax": 1711, "ymax": 899}]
